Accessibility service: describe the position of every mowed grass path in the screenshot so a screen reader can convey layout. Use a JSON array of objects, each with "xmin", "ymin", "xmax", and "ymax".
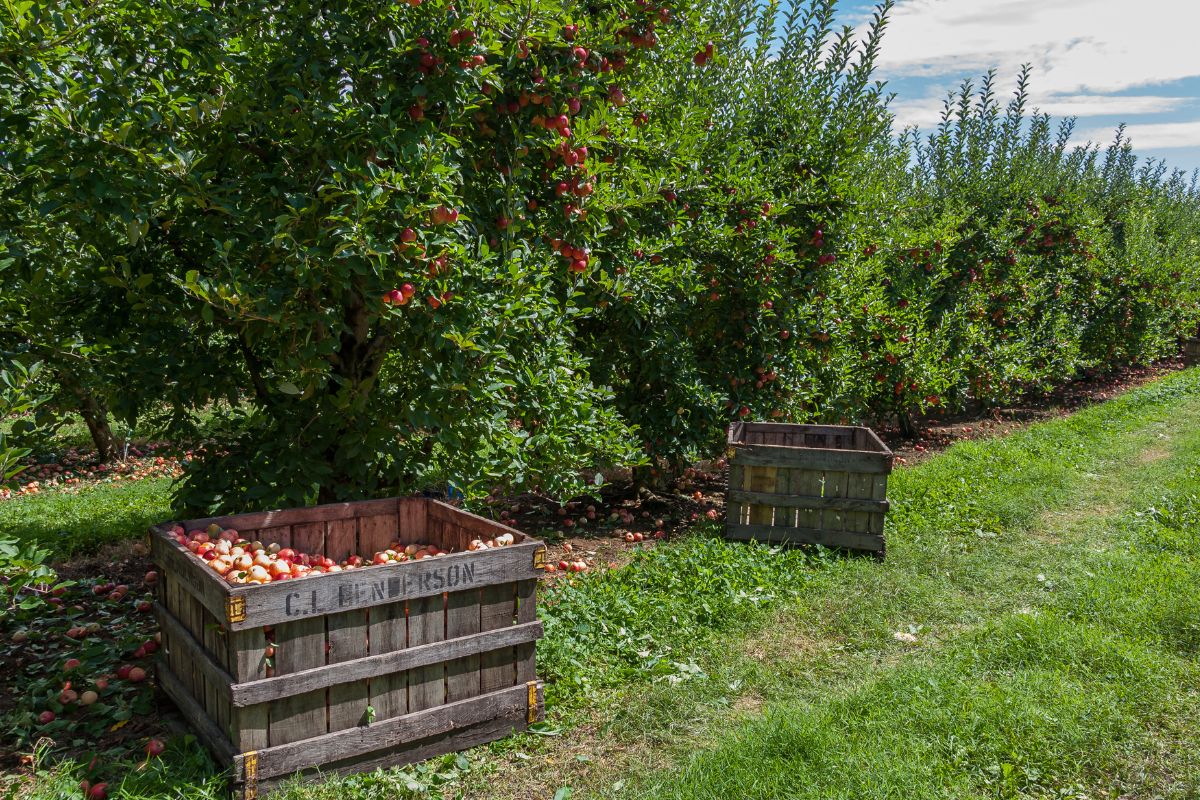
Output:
[{"xmin": 536, "ymin": 371, "xmax": 1200, "ymax": 800}]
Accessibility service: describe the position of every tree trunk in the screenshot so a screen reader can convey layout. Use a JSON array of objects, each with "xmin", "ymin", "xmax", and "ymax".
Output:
[
  {"xmin": 59, "ymin": 372, "xmax": 118, "ymax": 462},
  {"xmin": 78, "ymin": 391, "xmax": 118, "ymax": 463}
]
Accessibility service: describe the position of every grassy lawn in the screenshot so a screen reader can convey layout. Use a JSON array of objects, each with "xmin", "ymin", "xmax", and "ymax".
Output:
[
  {"xmin": 0, "ymin": 477, "xmax": 174, "ymax": 557},
  {"xmin": 6, "ymin": 370, "xmax": 1200, "ymax": 799}
]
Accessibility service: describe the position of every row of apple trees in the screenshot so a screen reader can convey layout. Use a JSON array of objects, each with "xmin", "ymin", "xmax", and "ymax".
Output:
[{"xmin": 2, "ymin": 0, "xmax": 1198, "ymax": 511}]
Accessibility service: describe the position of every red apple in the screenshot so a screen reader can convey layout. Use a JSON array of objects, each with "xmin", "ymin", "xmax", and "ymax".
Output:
[
  {"xmin": 128, "ymin": 666, "xmax": 147, "ymax": 683},
  {"xmin": 38, "ymin": 710, "xmax": 55, "ymax": 724},
  {"xmin": 145, "ymin": 738, "xmax": 166, "ymax": 757}
]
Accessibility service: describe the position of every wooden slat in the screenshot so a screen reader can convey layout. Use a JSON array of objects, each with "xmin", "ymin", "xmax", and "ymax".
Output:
[
  {"xmin": 268, "ymin": 617, "xmax": 327, "ymax": 746},
  {"xmin": 747, "ymin": 466, "xmax": 777, "ymax": 525},
  {"xmin": 406, "ymin": 593, "xmax": 446, "ymax": 712},
  {"xmin": 514, "ymin": 580, "xmax": 537, "ymax": 684},
  {"xmin": 824, "ymin": 470, "xmax": 847, "ymax": 533},
  {"xmin": 445, "ymin": 588, "xmax": 482, "ymax": 702},
  {"xmin": 228, "ymin": 627, "xmax": 269, "ymax": 752},
  {"xmin": 773, "ymin": 467, "xmax": 794, "ymax": 527},
  {"xmin": 227, "ymin": 541, "xmax": 542, "ymax": 630},
  {"xmin": 238, "ymin": 704, "xmax": 539, "ymax": 798},
  {"xmin": 726, "ymin": 463, "xmax": 746, "ymax": 527},
  {"xmin": 845, "ymin": 472, "xmax": 875, "ymax": 535},
  {"xmin": 358, "ymin": 506, "xmax": 399, "ymax": 556},
  {"xmin": 232, "ymin": 683, "xmax": 538, "ymax": 783},
  {"xmin": 479, "ymin": 583, "xmax": 515, "ymax": 692},
  {"xmin": 154, "ymin": 602, "xmax": 234, "ymax": 706},
  {"xmin": 158, "ymin": 662, "xmax": 237, "ymax": 765},
  {"xmin": 397, "ymin": 496, "xmax": 428, "ymax": 545},
  {"xmin": 724, "ymin": 523, "xmax": 885, "ymax": 553},
  {"xmin": 367, "ymin": 601, "xmax": 407, "ymax": 721},
  {"xmin": 201, "ymin": 605, "xmax": 228, "ymax": 734},
  {"xmin": 326, "ymin": 609, "xmax": 370, "ymax": 731},
  {"xmin": 325, "ymin": 518, "xmax": 357, "ymax": 563},
  {"xmin": 231, "ymin": 621, "xmax": 542, "ymax": 707},
  {"xmin": 250, "ymin": 525, "xmax": 292, "ymax": 550},
  {"xmin": 731, "ymin": 444, "xmax": 892, "ymax": 472},
  {"xmin": 149, "ymin": 529, "xmax": 230, "ymax": 623},
  {"xmin": 727, "ymin": 489, "xmax": 889, "ymax": 513},
  {"xmin": 292, "ymin": 521, "xmax": 325, "ymax": 563},
  {"xmin": 169, "ymin": 498, "xmax": 402, "ymax": 539},
  {"xmin": 181, "ymin": 588, "xmax": 205, "ymax": 701}
]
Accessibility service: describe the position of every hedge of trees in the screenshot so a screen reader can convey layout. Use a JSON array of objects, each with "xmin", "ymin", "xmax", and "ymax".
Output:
[{"xmin": 3, "ymin": 0, "xmax": 1198, "ymax": 511}]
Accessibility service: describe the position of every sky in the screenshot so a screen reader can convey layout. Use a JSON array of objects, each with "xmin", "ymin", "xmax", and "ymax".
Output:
[{"xmin": 840, "ymin": 0, "xmax": 1200, "ymax": 174}]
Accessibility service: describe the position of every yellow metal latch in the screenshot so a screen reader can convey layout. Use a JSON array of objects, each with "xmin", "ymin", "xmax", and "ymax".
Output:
[
  {"xmin": 532, "ymin": 546, "xmax": 547, "ymax": 570},
  {"xmin": 242, "ymin": 750, "xmax": 258, "ymax": 799},
  {"xmin": 526, "ymin": 681, "xmax": 539, "ymax": 724},
  {"xmin": 226, "ymin": 595, "xmax": 247, "ymax": 624}
]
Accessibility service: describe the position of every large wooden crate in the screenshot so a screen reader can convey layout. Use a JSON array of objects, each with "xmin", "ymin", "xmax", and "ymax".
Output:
[
  {"xmin": 724, "ymin": 422, "xmax": 893, "ymax": 557},
  {"xmin": 149, "ymin": 497, "xmax": 546, "ymax": 798}
]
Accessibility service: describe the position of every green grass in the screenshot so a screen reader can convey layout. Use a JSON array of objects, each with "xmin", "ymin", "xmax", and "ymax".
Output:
[
  {"xmin": 0, "ymin": 477, "xmax": 174, "ymax": 557},
  {"xmin": 6, "ymin": 370, "xmax": 1200, "ymax": 799},
  {"xmin": 595, "ymin": 371, "xmax": 1200, "ymax": 800}
]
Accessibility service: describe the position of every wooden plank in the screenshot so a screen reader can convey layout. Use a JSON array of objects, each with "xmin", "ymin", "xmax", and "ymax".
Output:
[
  {"xmin": 367, "ymin": 601, "xmax": 407, "ymax": 721},
  {"xmin": 845, "ymin": 472, "xmax": 875, "ymax": 535},
  {"xmin": 771, "ymin": 467, "xmax": 793, "ymax": 527},
  {"xmin": 870, "ymin": 474, "xmax": 889, "ymax": 535},
  {"xmin": 514, "ymin": 579, "xmax": 537, "ymax": 684},
  {"xmin": 149, "ymin": 529, "xmax": 230, "ymax": 623},
  {"xmin": 398, "ymin": 496, "xmax": 429, "ymax": 545},
  {"xmin": 181, "ymin": 588, "xmax": 206, "ymax": 701},
  {"xmin": 324, "ymin": 518, "xmax": 357, "ymax": 563},
  {"xmin": 228, "ymin": 540, "xmax": 542, "ymax": 630},
  {"xmin": 731, "ymin": 444, "xmax": 892, "ymax": 472},
  {"xmin": 291, "ymin": 521, "xmax": 326, "ymax": 562},
  {"xmin": 200, "ymin": 605, "xmax": 228, "ymax": 735},
  {"xmin": 358, "ymin": 505, "xmax": 399, "ymax": 556},
  {"xmin": 268, "ymin": 616, "xmax": 327, "ymax": 746},
  {"xmin": 248, "ymin": 524, "xmax": 292, "ymax": 549},
  {"xmin": 238, "ymin": 706, "xmax": 535, "ymax": 798},
  {"xmin": 747, "ymin": 465, "xmax": 778, "ymax": 525},
  {"xmin": 479, "ymin": 583, "xmax": 515, "ymax": 693},
  {"xmin": 154, "ymin": 602, "xmax": 234, "ymax": 706},
  {"xmin": 232, "ymin": 683, "xmax": 537, "ymax": 783},
  {"xmin": 824, "ymin": 470, "xmax": 847, "ymax": 533},
  {"xmin": 726, "ymin": 463, "xmax": 746, "ymax": 527},
  {"xmin": 326, "ymin": 609, "xmax": 370, "ymax": 731},
  {"xmin": 445, "ymin": 588, "xmax": 482, "ymax": 702},
  {"xmin": 406, "ymin": 593, "xmax": 446, "ymax": 712},
  {"xmin": 426, "ymin": 500, "xmax": 524, "ymax": 542},
  {"xmin": 232, "ymin": 620, "xmax": 543, "ymax": 707},
  {"xmin": 169, "ymin": 498, "xmax": 401, "ymax": 539},
  {"xmin": 724, "ymin": 523, "xmax": 885, "ymax": 553},
  {"xmin": 228, "ymin": 627, "xmax": 269, "ymax": 752},
  {"xmin": 158, "ymin": 662, "xmax": 236, "ymax": 765},
  {"xmin": 727, "ymin": 489, "xmax": 889, "ymax": 513}
]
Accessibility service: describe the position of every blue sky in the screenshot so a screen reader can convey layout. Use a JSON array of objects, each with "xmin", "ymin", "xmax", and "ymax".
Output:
[{"xmin": 840, "ymin": 0, "xmax": 1200, "ymax": 174}]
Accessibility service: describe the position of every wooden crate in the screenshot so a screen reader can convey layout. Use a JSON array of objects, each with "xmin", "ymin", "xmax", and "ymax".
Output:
[
  {"xmin": 1183, "ymin": 338, "xmax": 1200, "ymax": 365},
  {"xmin": 724, "ymin": 422, "xmax": 893, "ymax": 557},
  {"xmin": 149, "ymin": 497, "xmax": 546, "ymax": 798}
]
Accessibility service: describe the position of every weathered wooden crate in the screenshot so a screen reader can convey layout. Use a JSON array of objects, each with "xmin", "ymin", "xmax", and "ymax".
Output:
[
  {"xmin": 1183, "ymin": 338, "xmax": 1200, "ymax": 365},
  {"xmin": 149, "ymin": 497, "xmax": 546, "ymax": 798},
  {"xmin": 724, "ymin": 422, "xmax": 893, "ymax": 557}
]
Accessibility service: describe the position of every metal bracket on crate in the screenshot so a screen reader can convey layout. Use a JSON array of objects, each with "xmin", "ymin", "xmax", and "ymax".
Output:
[
  {"xmin": 226, "ymin": 595, "xmax": 247, "ymax": 624},
  {"xmin": 532, "ymin": 546, "xmax": 548, "ymax": 570},
  {"xmin": 725, "ymin": 445, "xmax": 737, "ymax": 460},
  {"xmin": 526, "ymin": 681, "xmax": 539, "ymax": 724},
  {"xmin": 242, "ymin": 750, "xmax": 259, "ymax": 799}
]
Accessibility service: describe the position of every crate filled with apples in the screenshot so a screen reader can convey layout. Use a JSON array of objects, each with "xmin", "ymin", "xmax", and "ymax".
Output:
[
  {"xmin": 170, "ymin": 523, "xmax": 517, "ymax": 585},
  {"xmin": 148, "ymin": 496, "xmax": 547, "ymax": 799}
]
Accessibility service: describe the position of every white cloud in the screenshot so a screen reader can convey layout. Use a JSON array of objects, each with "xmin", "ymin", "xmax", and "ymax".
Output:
[
  {"xmin": 870, "ymin": 0, "xmax": 1200, "ymax": 133},
  {"xmin": 1074, "ymin": 120, "xmax": 1200, "ymax": 151},
  {"xmin": 890, "ymin": 94, "xmax": 1188, "ymax": 131}
]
